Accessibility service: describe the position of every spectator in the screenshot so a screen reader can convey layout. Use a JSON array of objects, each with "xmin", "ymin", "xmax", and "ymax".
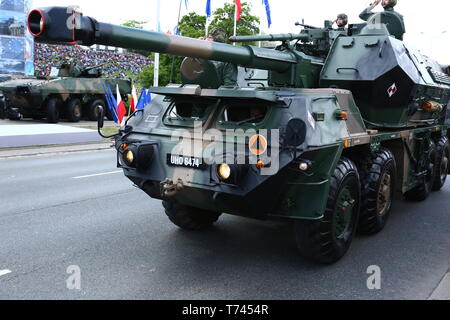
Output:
[{"xmin": 34, "ymin": 43, "xmax": 152, "ymax": 78}]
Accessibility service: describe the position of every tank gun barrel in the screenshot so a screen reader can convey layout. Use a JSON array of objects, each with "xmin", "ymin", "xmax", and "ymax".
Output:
[{"xmin": 27, "ymin": 7, "xmax": 297, "ymax": 72}]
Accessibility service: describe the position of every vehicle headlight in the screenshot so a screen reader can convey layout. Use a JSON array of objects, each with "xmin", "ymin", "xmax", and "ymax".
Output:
[
  {"xmin": 217, "ymin": 164, "xmax": 231, "ymax": 181},
  {"xmin": 123, "ymin": 149, "xmax": 135, "ymax": 166}
]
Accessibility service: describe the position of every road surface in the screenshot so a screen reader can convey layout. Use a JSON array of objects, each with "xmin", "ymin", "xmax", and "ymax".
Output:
[{"xmin": 0, "ymin": 150, "xmax": 449, "ymax": 299}]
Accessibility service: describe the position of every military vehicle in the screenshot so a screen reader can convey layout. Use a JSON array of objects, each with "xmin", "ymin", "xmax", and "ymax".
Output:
[
  {"xmin": 0, "ymin": 62, "xmax": 132, "ymax": 123},
  {"xmin": 28, "ymin": 7, "xmax": 450, "ymax": 263}
]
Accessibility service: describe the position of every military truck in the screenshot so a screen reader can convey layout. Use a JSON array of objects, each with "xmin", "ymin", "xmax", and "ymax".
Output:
[
  {"xmin": 0, "ymin": 63, "xmax": 131, "ymax": 123},
  {"xmin": 29, "ymin": 7, "xmax": 450, "ymax": 263}
]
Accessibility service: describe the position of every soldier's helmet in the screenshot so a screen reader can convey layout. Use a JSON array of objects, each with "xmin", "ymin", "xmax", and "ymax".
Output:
[
  {"xmin": 336, "ymin": 13, "xmax": 348, "ymax": 27},
  {"xmin": 382, "ymin": 0, "xmax": 397, "ymax": 9},
  {"xmin": 208, "ymin": 27, "xmax": 227, "ymax": 43}
]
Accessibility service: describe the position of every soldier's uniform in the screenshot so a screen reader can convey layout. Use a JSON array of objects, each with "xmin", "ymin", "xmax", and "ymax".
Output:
[
  {"xmin": 359, "ymin": 0, "xmax": 405, "ymax": 40},
  {"xmin": 208, "ymin": 28, "xmax": 238, "ymax": 87}
]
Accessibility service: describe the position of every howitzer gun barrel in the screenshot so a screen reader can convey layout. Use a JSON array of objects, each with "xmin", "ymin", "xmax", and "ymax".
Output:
[
  {"xmin": 229, "ymin": 33, "xmax": 311, "ymax": 43},
  {"xmin": 28, "ymin": 7, "xmax": 297, "ymax": 72}
]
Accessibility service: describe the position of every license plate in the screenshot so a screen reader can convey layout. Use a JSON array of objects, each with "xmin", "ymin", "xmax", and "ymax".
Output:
[{"xmin": 167, "ymin": 154, "xmax": 204, "ymax": 169}]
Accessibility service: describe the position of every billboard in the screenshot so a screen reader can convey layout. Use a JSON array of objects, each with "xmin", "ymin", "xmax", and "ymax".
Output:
[{"xmin": 0, "ymin": 0, "xmax": 34, "ymax": 75}]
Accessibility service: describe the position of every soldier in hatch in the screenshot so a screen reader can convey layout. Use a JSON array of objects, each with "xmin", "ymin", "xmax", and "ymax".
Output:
[
  {"xmin": 359, "ymin": 0, "xmax": 405, "ymax": 40},
  {"xmin": 334, "ymin": 14, "xmax": 348, "ymax": 31},
  {"xmin": 204, "ymin": 27, "xmax": 238, "ymax": 87}
]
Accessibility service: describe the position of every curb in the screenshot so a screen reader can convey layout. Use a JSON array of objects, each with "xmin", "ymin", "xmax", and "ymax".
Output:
[
  {"xmin": 0, "ymin": 141, "xmax": 114, "ymax": 160},
  {"xmin": 429, "ymin": 269, "xmax": 450, "ymax": 300}
]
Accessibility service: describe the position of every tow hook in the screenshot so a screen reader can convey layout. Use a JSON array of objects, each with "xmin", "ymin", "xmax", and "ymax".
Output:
[{"xmin": 160, "ymin": 178, "xmax": 185, "ymax": 197}]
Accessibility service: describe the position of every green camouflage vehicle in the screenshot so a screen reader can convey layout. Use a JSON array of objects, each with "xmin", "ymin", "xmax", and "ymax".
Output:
[
  {"xmin": 29, "ymin": 7, "xmax": 450, "ymax": 263},
  {"xmin": 0, "ymin": 63, "xmax": 131, "ymax": 123}
]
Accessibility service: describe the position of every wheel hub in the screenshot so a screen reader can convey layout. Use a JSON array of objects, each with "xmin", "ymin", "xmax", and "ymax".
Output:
[
  {"xmin": 333, "ymin": 188, "xmax": 355, "ymax": 239},
  {"xmin": 74, "ymin": 105, "xmax": 81, "ymax": 118},
  {"xmin": 440, "ymin": 154, "xmax": 448, "ymax": 182},
  {"xmin": 377, "ymin": 172, "xmax": 391, "ymax": 216}
]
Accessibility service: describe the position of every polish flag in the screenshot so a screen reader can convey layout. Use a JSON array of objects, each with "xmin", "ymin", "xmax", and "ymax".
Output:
[
  {"xmin": 130, "ymin": 85, "xmax": 138, "ymax": 112},
  {"xmin": 116, "ymin": 85, "xmax": 126, "ymax": 126},
  {"xmin": 235, "ymin": 0, "xmax": 242, "ymax": 21}
]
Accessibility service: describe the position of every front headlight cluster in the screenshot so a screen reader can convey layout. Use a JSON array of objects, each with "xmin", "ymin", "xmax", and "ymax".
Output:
[
  {"xmin": 120, "ymin": 143, "xmax": 155, "ymax": 170},
  {"xmin": 216, "ymin": 164, "xmax": 231, "ymax": 180}
]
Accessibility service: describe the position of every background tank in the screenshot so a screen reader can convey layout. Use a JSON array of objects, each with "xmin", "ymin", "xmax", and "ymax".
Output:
[{"xmin": 0, "ymin": 62, "xmax": 131, "ymax": 123}]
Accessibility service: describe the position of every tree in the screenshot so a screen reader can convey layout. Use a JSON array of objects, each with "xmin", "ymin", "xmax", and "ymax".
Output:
[
  {"xmin": 209, "ymin": 2, "xmax": 259, "ymax": 43},
  {"xmin": 121, "ymin": 20, "xmax": 147, "ymax": 29},
  {"xmin": 137, "ymin": 1, "xmax": 260, "ymax": 87}
]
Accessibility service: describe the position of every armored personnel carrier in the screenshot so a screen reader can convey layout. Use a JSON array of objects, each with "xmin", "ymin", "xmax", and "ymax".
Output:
[
  {"xmin": 28, "ymin": 7, "xmax": 450, "ymax": 263},
  {"xmin": 0, "ymin": 62, "xmax": 131, "ymax": 123}
]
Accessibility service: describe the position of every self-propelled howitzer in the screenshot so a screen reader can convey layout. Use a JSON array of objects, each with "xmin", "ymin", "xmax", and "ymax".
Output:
[{"xmin": 28, "ymin": 7, "xmax": 450, "ymax": 264}]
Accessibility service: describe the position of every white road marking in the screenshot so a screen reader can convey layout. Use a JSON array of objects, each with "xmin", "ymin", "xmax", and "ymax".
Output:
[
  {"xmin": 429, "ymin": 272, "xmax": 450, "ymax": 300},
  {"xmin": 72, "ymin": 170, "xmax": 122, "ymax": 179},
  {"xmin": 0, "ymin": 269, "xmax": 12, "ymax": 277}
]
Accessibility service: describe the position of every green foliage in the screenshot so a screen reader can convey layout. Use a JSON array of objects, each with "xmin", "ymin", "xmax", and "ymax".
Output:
[
  {"xmin": 136, "ymin": 1, "xmax": 260, "ymax": 88},
  {"xmin": 137, "ymin": 54, "xmax": 182, "ymax": 88},
  {"xmin": 121, "ymin": 20, "xmax": 146, "ymax": 29},
  {"xmin": 209, "ymin": 2, "xmax": 259, "ymax": 44},
  {"xmin": 178, "ymin": 12, "xmax": 207, "ymax": 38}
]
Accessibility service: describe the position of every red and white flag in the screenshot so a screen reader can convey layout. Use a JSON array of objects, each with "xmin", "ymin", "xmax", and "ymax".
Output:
[
  {"xmin": 116, "ymin": 85, "xmax": 127, "ymax": 126},
  {"xmin": 235, "ymin": 0, "xmax": 242, "ymax": 21},
  {"xmin": 130, "ymin": 85, "xmax": 138, "ymax": 112}
]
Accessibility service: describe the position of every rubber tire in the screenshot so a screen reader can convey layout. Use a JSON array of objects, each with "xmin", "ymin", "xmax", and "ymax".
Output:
[
  {"xmin": 358, "ymin": 148, "xmax": 397, "ymax": 235},
  {"xmin": 105, "ymin": 108, "xmax": 114, "ymax": 121},
  {"xmin": 46, "ymin": 98, "xmax": 62, "ymax": 124},
  {"xmin": 86, "ymin": 99, "xmax": 106, "ymax": 121},
  {"xmin": 432, "ymin": 136, "xmax": 449, "ymax": 191},
  {"xmin": 294, "ymin": 158, "xmax": 360, "ymax": 264},
  {"xmin": 66, "ymin": 98, "xmax": 82, "ymax": 122},
  {"xmin": 404, "ymin": 140, "xmax": 436, "ymax": 201},
  {"xmin": 162, "ymin": 201, "xmax": 221, "ymax": 231}
]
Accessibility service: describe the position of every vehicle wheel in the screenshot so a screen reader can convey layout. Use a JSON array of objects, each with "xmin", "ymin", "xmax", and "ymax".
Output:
[
  {"xmin": 432, "ymin": 136, "xmax": 449, "ymax": 191},
  {"xmin": 294, "ymin": 158, "xmax": 360, "ymax": 264},
  {"xmin": 404, "ymin": 140, "xmax": 436, "ymax": 201},
  {"xmin": 86, "ymin": 99, "xmax": 106, "ymax": 121},
  {"xmin": 162, "ymin": 200, "xmax": 221, "ymax": 230},
  {"xmin": 358, "ymin": 148, "xmax": 396, "ymax": 235},
  {"xmin": 105, "ymin": 108, "xmax": 114, "ymax": 121},
  {"xmin": 46, "ymin": 97, "xmax": 62, "ymax": 123},
  {"xmin": 66, "ymin": 98, "xmax": 82, "ymax": 122}
]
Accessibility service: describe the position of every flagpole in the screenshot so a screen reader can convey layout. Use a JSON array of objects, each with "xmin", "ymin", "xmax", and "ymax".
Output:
[
  {"xmin": 258, "ymin": 0, "xmax": 263, "ymax": 48},
  {"xmin": 233, "ymin": 2, "xmax": 237, "ymax": 46},
  {"xmin": 169, "ymin": 0, "xmax": 184, "ymax": 83},
  {"xmin": 153, "ymin": 0, "xmax": 161, "ymax": 87}
]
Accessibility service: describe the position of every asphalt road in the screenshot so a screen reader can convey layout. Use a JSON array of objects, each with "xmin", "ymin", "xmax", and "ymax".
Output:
[{"xmin": 0, "ymin": 150, "xmax": 449, "ymax": 300}]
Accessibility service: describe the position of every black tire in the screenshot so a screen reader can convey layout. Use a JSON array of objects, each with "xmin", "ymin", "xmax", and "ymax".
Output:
[
  {"xmin": 86, "ymin": 99, "xmax": 106, "ymax": 121},
  {"xmin": 45, "ymin": 97, "xmax": 62, "ymax": 123},
  {"xmin": 432, "ymin": 136, "xmax": 449, "ymax": 191},
  {"xmin": 404, "ymin": 140, "xmax": 436, "ymax": 201},
  {"xmin": 66, "ymin": 98, "xmax": 82, "ymax": 122},
  {"xmin": 162, "ymin": 201, "xmax": 221, "ymax": 231},
  {"xmin": 358, "ymin": 148, "xmax": 396, "ymax": 235},
  {"xmin": 294, "ymin": 158, "xmax": 360, "ymax": 264},
  {"xmin": 105, "ymin": 108, "xmax": 113, "ymax": 121}
]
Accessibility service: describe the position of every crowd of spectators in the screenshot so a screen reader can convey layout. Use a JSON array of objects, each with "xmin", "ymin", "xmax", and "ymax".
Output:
[{"xmin": 34, "ymin": 43, "xmax": 152, "ymax": 78}]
